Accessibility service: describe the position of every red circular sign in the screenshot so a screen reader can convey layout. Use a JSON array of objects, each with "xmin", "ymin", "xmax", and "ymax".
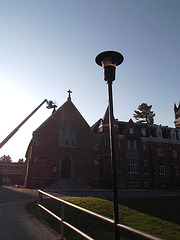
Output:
[{"xmin": 37, "ymin": 156, "xmax": 50, "ymax": 170}]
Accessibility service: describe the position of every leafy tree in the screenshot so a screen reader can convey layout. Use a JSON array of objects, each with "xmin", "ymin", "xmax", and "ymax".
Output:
[
  {"xmin": 133, "ymin": 103, "xmax": 155, "ymax": 124},
  {"xmin": 0, "ymin": 155, "xmax": 12, "ymax": 163}
]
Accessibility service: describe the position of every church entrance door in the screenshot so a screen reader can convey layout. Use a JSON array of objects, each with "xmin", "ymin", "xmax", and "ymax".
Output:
[
  {"xmin": 61, "ymin": 156, "xmax": 71, "ymax": 178},
  {"xmin": 58, "ymin": 151, "xmax": 75, "ymax": 178}
]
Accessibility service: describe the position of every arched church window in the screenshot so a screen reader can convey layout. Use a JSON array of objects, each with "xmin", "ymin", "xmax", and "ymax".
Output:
[{"xmin": 58, "ymin": 124, "xmax": 77, "ymax": 147}]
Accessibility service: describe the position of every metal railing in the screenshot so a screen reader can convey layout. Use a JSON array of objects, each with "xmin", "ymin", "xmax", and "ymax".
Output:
[{"xmin": 37, "ymin": 190, "xmax": 163, "ymax": 240}]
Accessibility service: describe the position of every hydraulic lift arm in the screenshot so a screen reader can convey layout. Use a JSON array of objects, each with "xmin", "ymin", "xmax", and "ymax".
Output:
[{"xmin": 0, "ymin": 99, "xmax": 56, "ymax": 149}]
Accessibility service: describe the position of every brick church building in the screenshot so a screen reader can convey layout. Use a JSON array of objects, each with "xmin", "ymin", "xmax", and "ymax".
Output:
[
  {"xmin": 24, "ymin": 92, "xmax": 100, "ymax": 188},
  {"xmin": 24, "ymin": 93, "xmax": 180, "ymax": 189}
]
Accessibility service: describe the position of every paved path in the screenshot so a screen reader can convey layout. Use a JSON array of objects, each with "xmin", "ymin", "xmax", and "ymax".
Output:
[{"xmin": 0, "ymin": 186, "xmax": 60, "ymax": 240}]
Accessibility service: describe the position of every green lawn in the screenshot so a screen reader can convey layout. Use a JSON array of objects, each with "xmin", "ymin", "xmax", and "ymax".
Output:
[{"xmin": 26, "ymin": 196, "xmax": 180, "ymax": 240}]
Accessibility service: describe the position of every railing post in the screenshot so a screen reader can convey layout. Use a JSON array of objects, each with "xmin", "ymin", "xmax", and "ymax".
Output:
[
  {"xmin": 37, "ymin": 191, "xmax": 43, "ymax": 218},
  {"xmin": 60, "ymin": 202, "xmax": 65, "ymax": 240}
]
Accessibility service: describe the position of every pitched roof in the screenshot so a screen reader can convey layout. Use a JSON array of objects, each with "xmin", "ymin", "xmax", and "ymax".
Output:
[
  {"xmin": 102, "ymin": 106, "xmax": 109, "ymax": 124},
  {"xmin": 91, "ymin": 109, "xmax": 180, "ymax": 140},
  {"xmin": 33, "ymin": 96, "xmax": 97, "ymax": 139}
]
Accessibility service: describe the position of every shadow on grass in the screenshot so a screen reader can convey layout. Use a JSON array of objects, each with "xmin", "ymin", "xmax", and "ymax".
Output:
[
  {"xmin": 26, "ymin": 199, "xmax": 146, "ymax": 240},
  {"xmin": 26, "ymin": 196, "xmax": 180, "ymax": 240},
  {"xmin": 118, "ymin": 196, "xmax": 180, "ymax": 225}
]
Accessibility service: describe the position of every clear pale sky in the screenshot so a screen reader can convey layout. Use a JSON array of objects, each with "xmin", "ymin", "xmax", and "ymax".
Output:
[{"xmin": 0, "ymin": 0, "xmax": 179, "ymax": 161}]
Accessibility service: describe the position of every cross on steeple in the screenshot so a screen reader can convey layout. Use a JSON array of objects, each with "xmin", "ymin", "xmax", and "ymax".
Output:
[{"xmin": 67, "ymin": 89, "xmax": 72, "ymax": 101}]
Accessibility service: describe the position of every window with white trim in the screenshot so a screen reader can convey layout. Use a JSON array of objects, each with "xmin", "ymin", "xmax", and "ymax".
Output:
[
  {"xmin": 158, "ymin": 148, "xmax": 164, "ymax": 156},
  {"xmin": 159, "ymin": 163, "xmax": 165, "ymax": 175},
  {"xmin": 142, "ymin": 141, "xmax": 146, "ymax": 150},
  {"xmin": 175, "ymin": 164, "xmax": 180, "ymax": 175},
  {"xmin": 93, "ymin": 160, "xmax": 99, "ymax": 165},
  {"xmin": 144, "ymin": 160, "xmax": 148, "ymax": 174},
  {"xmin": 144, "ymin": 182, "xmax": 149, "ymax": 188},
  {"xmin": 117, "ymin": 159, "xmax": 122, "ymax": 173},
  {"xmin": 128, "ymin": 181, "xmax": 134, "ymax": 187},
  {"xmin": 128, "ymin": 158, "xmax": 138, "ymax": 174},
  {"xmin": 133, "ymin": 141, "xmax": 137, "ymax": 149},
  {"xmin": 135, "ymin": 181, "xmax": 140, "ymax": 187},
  {"xmin": 128, "ymin": 140, "xmax": 131, "ymax": 149},
  {"xmin": 173, "ymin": 149, "xmax": 177, "ymax": 158},
  {"xmin": 160, "ymin": 181, "xmax": 165, "ymax": 187}
]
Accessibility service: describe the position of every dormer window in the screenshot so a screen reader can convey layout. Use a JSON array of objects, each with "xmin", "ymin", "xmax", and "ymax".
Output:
[
  {"xmin": 129, "ymin": 128, "xmax": 134, "ymax": 134},
  {"xmin": 157, "ymin": 132, "xmax": 162, "ymax": 138},
  {"xmin": 171, "ymin": 129, "xmax": 176, "ymax": 140},
  {"xmin": 141, "ymin": 128, "xmax": 146, "ymax": 137},
  {"xmin": 157, "ymin": 126, "xmax": 162, "ymax": 138}
]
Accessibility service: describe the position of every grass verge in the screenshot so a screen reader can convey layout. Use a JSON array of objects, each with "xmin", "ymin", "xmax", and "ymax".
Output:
[{"xmin": 26, "ymin": 196, "xmax": 180, "ymax": 240}]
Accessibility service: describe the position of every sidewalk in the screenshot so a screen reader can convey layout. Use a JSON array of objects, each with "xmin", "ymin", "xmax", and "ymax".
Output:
[{"xmin": 0, "ymin": 187, "xmax": 60, "ymax": 240}]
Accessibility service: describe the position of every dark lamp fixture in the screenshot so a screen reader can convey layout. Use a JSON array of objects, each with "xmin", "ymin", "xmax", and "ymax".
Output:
[
  {"xmin": 95, "ymin": 51, "xmax": 124, "ymax": 82},
  {"xmin": 95, "ymin": 50, "xmax": 124, "ymax": 240}
]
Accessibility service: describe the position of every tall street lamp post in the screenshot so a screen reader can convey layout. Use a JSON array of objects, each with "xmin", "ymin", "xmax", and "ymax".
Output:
[{"xmin": 95, "ymin": 51, "xmax": 124, "ymax": 240}]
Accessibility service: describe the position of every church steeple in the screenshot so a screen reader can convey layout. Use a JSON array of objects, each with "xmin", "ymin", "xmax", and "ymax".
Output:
[{"xmin": 67, "ymin": 90, "xmax": 72, "ymax": 101}]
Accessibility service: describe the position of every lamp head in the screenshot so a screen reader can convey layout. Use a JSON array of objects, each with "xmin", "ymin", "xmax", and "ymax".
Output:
[{"xmin": 95, "ymin": 51, "xmax": 124, "ymax": 82}]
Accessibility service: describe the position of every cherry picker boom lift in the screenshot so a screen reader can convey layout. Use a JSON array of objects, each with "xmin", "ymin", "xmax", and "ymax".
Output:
[{"xmin": 0, "ymin": 99, "xmax": 57, "ymax": 149}]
